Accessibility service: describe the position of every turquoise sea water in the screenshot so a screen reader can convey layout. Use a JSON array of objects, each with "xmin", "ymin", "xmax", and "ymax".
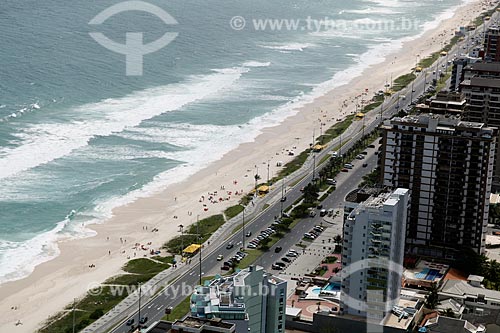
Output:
[{"xmin": 0, "ymin": 0, "xmax": 465, "ymax": 283}]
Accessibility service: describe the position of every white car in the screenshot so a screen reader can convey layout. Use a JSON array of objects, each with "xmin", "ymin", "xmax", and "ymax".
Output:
[{"xmin": 216, "ymin": 254, "xmax": 224, "ymax": 261}]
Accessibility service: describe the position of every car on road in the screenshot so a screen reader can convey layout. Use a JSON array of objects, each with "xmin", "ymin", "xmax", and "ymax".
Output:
[
  {"xmin": 356, "ymin": 154, "xmax": 364, "ymax": 160},
  {"xmin": 327, "ymin": 208, "xmax": 334, "ymax": 217},
  {"xmin": 126, "ymin": 318, "xmax": 135, "ymax": 326},
  {"xmin": 245, "ymin": 231, "xmax": 252, "ymax": 237},
  {"xmin": 282, "ymin": 257, "xmax": 292, "ymax": 263},
  {"xmin": 216, "ymin": 254, "xmax": 224, "ymax": 261},
  {"xmin": 344, "ymin": 163, "xmax": 354, "ymax": 169},
  {"xmin": 280, "ymin": 196, "xmax": 287, "ymax": 202},
  {"xmin": 362, "ymin": 163, "xmax": 368, "ymax": 167},
  {"xmin": 275, "ymin": 246, "xmax": 282, "ymax": 253},
  {"xmin": 139, "ymin": 316, "xmax": 148, "ymax": 324},
  {"xmin": 226, "ymin": 242, "xmax": 234, "ymax": 249},
  {"xmin": 271, "ymin": 264, "xmax": 283, "ymax": 270},
  {"xmin": 309, "ymin": 210, "xmax": 317, "ymax": 217}
]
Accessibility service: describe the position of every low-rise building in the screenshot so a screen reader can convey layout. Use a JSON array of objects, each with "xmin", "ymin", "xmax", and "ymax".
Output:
[{"xmin": 190, "ymin": 266, "xmax": 287, "ymax": 333}]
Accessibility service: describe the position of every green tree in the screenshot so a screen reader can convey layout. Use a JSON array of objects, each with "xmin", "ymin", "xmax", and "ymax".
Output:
[
  {"xmin": 442, "ymin": 308, "xmax": 455, "ymax": 318},
  {"xmin": 424, "ymin": 284, "xmax": 440, "ymax": 309},
  {"xmin": 303, "ymin": 183, "xmax": 319, "ymax": 204}
]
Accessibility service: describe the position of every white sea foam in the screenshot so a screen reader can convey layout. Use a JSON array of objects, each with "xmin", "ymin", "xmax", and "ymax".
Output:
[
  {"xmin": 258, "ymin": 42, "xmax": 316, "ymax": 52},
  {"xmin": 0, "ymin": 67, "xmax": 247, "ymax": 180},
  {"xmin": 243, "ymin": 61, "xmax": 271, "ymax": 68},
  {"xmin": 0, "ymin": 214, "xmax": 96, "ymax": 284}
]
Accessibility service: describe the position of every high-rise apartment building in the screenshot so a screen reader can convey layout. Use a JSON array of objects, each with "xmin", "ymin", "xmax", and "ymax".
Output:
[
  {"xmin": 341, "ymin": 188, "xmax": 409, "ymax": 320},
  {"xmin": 379, "ymin": 114, "xmax": 497, "ymax": 257},
  {"xmin": 460, "ymin": 62, "xmax": 500, "ymax": 186},
  {"xmin": 190, "ymin": 266, "xmax": 287, "ymax": 333},
  {"xmin": 484, "ymin": 26, "xmax": 500, "ymax": 62}
]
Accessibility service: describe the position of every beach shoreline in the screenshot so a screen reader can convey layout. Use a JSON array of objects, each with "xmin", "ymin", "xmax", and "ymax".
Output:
[{"xmin": 0, "ymin": 0, "xmax": 492, "ymax": 331}]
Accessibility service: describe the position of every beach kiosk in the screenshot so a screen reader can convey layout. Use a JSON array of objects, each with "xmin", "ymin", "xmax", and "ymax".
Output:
[
  {"xmin": 313, "ymin": 144, "xmax": 325, "ymax": 152},
  {"xmin": 257, "ymin": 185, "xmax": 270, "ymax": 196},
  {"xmin": 183, "ymin": 244, "xmax": 201, "ymax": 257},
  {"xmin": 355, "ymin": 112, "xmax": 365, "ymax": 120}
]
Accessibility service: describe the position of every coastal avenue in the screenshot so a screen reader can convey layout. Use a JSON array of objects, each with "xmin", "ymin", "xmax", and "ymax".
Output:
[{"xmin": 103, "ymin": 13, "xmax": 499, "ymax": 333}]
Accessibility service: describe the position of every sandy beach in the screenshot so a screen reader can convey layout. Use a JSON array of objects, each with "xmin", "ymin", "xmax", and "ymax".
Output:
[{"xmin": 0, "ymin": 0, "xmax": 493, "ymax": 331}]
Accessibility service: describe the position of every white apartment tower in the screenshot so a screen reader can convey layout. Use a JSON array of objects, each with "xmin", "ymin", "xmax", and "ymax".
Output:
[{"xmin": 341, "ymin": 188, "xmax": 409, "ymax": 320}]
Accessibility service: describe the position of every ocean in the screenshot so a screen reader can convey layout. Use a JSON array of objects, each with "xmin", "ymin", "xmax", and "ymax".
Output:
[{"xmin": 0, "ymin": 0, "xmax": 465, "ymax": 284}]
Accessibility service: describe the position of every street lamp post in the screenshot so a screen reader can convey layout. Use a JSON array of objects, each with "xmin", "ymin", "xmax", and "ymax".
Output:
[
  {"xmin": 242, "ymin": 208, "xmax": 245, "ymax": 248},
  {"xmin": 197, "ymin": 216, "xmax": 202, "ymax": 285},
  {"xmin": 179, "ymin": 224, "xmax": 184, "ymax": 256},
  {"xmin": 280, "ymin": 179, "xmax": 285, "ymax": 216},
  {"xmin": 267, "ymin": 160, "xmax": 270, "ymax": 185},
  {"xmin": 138, "ymin": 283, "xmax": 142, "ymax": 329},
  {"xmin": 72, "ymin": 299, "xmax": 76, "ymax": 333}
]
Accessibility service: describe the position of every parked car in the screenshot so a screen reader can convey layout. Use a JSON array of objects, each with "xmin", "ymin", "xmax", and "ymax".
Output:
[
  {"xmin": 286, "ymin": 251, "xmax": 298, "ymax": 257},
  {"xmin": 326, "ymin": 178, "xmax": 336, "ymax": 185},
  {"xmin": 341, "ymin": 168, "xmax": 349, "ymax": 172},
  {"xmin": 309, "ymin": 210, "xmax": 317, "ymax": 217},
  {"xmin": 362, "ymin": 163, "xmax": 368, "ymax": 167},
  {"xmin": 344, "ymin": 163, "xmax": 354, "ymax": 169},
  {"xmin": 368, "ymin": 144, "xmax": 375, "ymax": 148},
  {"xmin": 282, "ymin": 257, "xmax": 291, "ymax": 263},
  {"xmin": 275, "ymin": 262, "xmax": 286, "ymax": 267},
  {"xmin": 319, "ymin": 209, "xmax": 327, "ymax": 217},
  {"xmin": 272, "ymin": 264, "xmax": 283, "ymax": 270},
  {"xmin": 327, "ymin": 208, "xmax": 334, "ymax": 217},
  {"xmin": 221, "ymin": 265, "xmax": 231, "ymax": 270}
]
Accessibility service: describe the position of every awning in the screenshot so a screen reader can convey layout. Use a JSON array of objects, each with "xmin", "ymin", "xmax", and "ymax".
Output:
[{"xmin": 183, "ymin": 244, "xmax": 201, "ymax": 254}]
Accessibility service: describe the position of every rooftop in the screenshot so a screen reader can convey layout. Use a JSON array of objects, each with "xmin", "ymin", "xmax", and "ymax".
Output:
[
  {"xmin": 465, "ymin": 62, "xmax": 500, "ymax": 73},
  {"xmin": 440, "ymin": 279, "xmax": 500, "ymax": 301},
  {"xmin": 462, "ymin": 76, "xmax": 500, "ymax": 88}
]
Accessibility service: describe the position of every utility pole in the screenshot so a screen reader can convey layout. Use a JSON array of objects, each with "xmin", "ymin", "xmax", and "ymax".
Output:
[
  {"xmin": 280, "ymin": 179, "xmax": 285, "ymax": 216},
  {"xmin": 410, "ymin": 81, "xmax": 414, "ymax": 104},
  {"xmin": 312, "ymin": 153, "xmax": 317, "ymax": 181},
  {"xmin": 267, "ymin": 160, "xmax": 270, "ymax": 185},
  {"xmin": 138, "ymin": 283, "xmax": 142, "ymax": 329},
  {"xmin": 242, "ymin": 208, "xmax": 245, "ymax": 248},
  {"xmin": 254, "ymin": 166, "xmax": 259, "ymax": 198},
  {"xmin": 339, "ymin": 132, "xmax": 343, "ymax": 163},
  {"xmin": 179, "ymin": 224, "xmax": 184, "ymax": 257},
  {"xmin": 72, "ymin": 299, "xmax": 76, "ymax": 333},
  {"xmin": 197, "ymin": 215, "xmax": 202, "ymax": 285}
]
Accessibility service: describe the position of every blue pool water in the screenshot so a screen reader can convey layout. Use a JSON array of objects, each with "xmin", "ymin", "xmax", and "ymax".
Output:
[{"xmin": 323, "ymin": 282, "xmax": 341, "ymax": 292}]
